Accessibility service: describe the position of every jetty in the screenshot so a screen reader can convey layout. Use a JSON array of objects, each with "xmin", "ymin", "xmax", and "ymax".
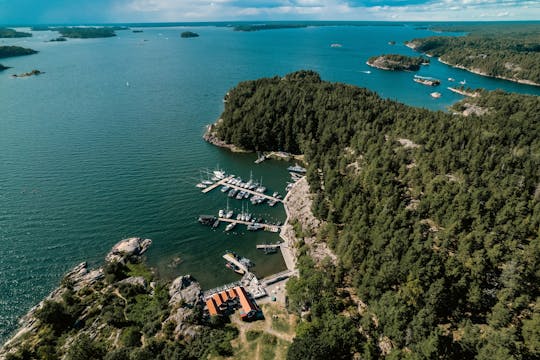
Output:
[{"xmin": 201, "ymin": 175, "xmax": 234, "ymax": 193}]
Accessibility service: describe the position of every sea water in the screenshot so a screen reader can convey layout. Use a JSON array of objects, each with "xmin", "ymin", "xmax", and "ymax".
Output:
[{"xmin": 1, "ymin": 24, "xmax": 539, "ymax": 343}]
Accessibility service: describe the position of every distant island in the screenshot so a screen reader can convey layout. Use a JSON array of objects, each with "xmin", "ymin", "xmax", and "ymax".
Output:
[
  {"xmin": 56, "ymin": 27, "xmax": 117, "ymax": 39},
  {"xmin": 405, "ymin": 23, "xmax": 540, "ymax": 86},
  {"xmin": 233, "ymin": 24, "xmax": 307, "ymax": 32},
  {"xmin": 0, "ymin": 46, "xmax": 38, "ymax": 59},
  {"xmin": 0, "ymin": 28, "xmax": 32, "ymax": 38},
  {"xmin": 180, "ymin": 31, "xmax": 199, "ymax": 38},
  {"xmin": 132, "ymin": 30, "xmax": 144, "ymax": 33},
  {"xmin": 48, "ymin": 37, "xmax": 67, "ymax": 42},
  {"xmin": 12, "ymin": 69, "xmax": 44, "ymax": 78},
  {"xmin": 367, "ymin": 54, "xmax": 428, "ymax": 71},
  {"xmin": 0, "ymin": 64, "xmax": 11, "ymax": 71}
]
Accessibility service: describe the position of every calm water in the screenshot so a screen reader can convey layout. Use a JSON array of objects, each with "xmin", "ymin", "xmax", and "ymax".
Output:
[{"xmin": 1, "ymin": 24, "xmax": 539, "ymax": 343}]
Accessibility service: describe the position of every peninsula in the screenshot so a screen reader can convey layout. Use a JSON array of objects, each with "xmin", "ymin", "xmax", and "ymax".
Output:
[
  {"xmin": 367, "ymin": 54, "xmax": 427, "ymax": 71},
  {"xmin": 0, "ymin": 46, "xmax": 38, "ymax": 59},
  {"xmin": 0, "ymin": 28, "xmax": 32, "ymax": 38},
  {"xmin": 180, "ymin": 31, "xmax": 199, "ymax": 38},
  {"xmin": 210, "ymin": 70, "xmax": 539, "ymax": 359},
  {"xmin": 405, "ymin": 23, "xmax": 540, "ymax": 86},
  {"xmin": 0, "ymin": 64, "xmax": 10, "ymax": 71}
]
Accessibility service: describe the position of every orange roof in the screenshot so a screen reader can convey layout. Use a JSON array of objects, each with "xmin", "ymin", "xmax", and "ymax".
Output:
[
  {"xmin": 235, "ymin": 286, "xmax": 256, "ymax": 315},
  {"xmin": 227, "ymin": 288, "xmax": 237, "ymax": 299},
  {"xmin": 206, "ymin": 298, "xmax": 219, "ymax": 316},
  {"xmin": 220, "ymin": 290, "xmax": 229, "ymax": 302},
  {"xmin": 212, "ymin": 293, "xmax": 223, "ymax": 307}
]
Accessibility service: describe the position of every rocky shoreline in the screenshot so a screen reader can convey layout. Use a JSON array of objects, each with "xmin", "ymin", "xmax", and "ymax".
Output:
[
  {"xmin": 0, "ymin": 237, "xmax": 203, "ymax": 358},
  {"xmin": 203, "ymin": 121, "xmax": 249, "ymax": 153}
]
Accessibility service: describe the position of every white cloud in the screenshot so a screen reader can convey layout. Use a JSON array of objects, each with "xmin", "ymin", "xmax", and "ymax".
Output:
[{"xmin": 110, "ymin": 0, "xmax": 540, "ymax": 21}]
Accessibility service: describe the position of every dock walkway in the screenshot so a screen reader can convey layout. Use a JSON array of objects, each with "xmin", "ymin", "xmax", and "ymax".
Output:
[
  {"xmin": 202, "ymin": 177, "xmax": 283, "ymax": 203},
  {"xmin": 222, "ymin": 253, "xmax": 249, "ymax": 274},
  {"xmin": 201, "ymin": 176, "xmax": 234, "ymax": 194},
  {"xmin": 219, "ymin": 217, "xmax": 281, "ymax": 232}
]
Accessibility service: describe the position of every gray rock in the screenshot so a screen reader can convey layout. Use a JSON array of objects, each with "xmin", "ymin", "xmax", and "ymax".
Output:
[
  {"xmin": 169, "ymin": 275, "xmax": 202, "ymax": 308},
  {"xmin": 106, "ymin": 237, "xmax": 152, "ymax": 264},
  {"xmin": 117, "ymin": 276, "xmax": 147, "ymax": 289}
]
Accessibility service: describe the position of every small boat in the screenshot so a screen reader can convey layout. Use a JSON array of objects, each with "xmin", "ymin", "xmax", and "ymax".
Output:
[
  {"xmin": 225, "ymin": 222, "xmax": 236, "ymax": 232},
  {"xmin": 430, "ymin": 92, "xmax": 442, "ymax": 98},
  {"xmin": 202, "ymin": 180, "xmax": 214, "ymax": 185},
  {"xmin": 272, "ymin": 192, "xmax": 279, "ymax": 198},
  {"xmin": 330, "ymin": 43, "xmax": 342, "ymax": 48},
  {"xmin": 448, "ymin": 77, "xmax": 455, "ymax": 82},
  {"xmin": 287, "ymin": 163, "xmax": 307, "ymax": 174},
  {"xmin": 212, "ymin": 219, "xmax": 220, "ymax": 228},
  {"xmin": 196, "ymin": 183, "xmax": 207, "ymax": 189},
  {"xmin": 218, "ymin": 209, "xmax": 224, "ymax": 218},
  {"xmin": 225, "ymin": 262, "xmax": 244, "ymax": 274},
  {"xmin": 236, "ymin": 191, "xmax": 244, "ymax": 200},
  {"xmin": 413, "ymin": 75, "xmax": 440, "ymax": 86},
  {"xmin": 247, "ymin": 223, "xmax": 263, "ymax": 231},
  {"xmin": 221, "ymin": 185, "xmax": 230, "ymax": 193},
  {"xmin": 228, "ymin": 189, "xmax": 238, "ymax": 198},
  {"xmin": 460, "ymin": 79, "xmax": 466, "ymax": 85},
  {"xmin": 361, "ymin": 70, "xmax": 371, "ymax": 74},
  {"xmin": 243, "ymin": 192, "xmax": 250, "ymax": 199},
  {"xmin": 268, "ymin": 199, "xmax": 277, "ymax": 207}
]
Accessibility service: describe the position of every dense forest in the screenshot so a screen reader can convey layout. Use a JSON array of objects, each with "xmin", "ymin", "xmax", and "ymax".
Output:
[
  {"xmin": 215, "ymin": 71, "xmax": 540, "ymax": 359},
  {"xmin": 0, "ymin": 46, "xmax": 37, "ymax": 59},
  {"xmin": 367, "ymin": 54, "xmax": 427, "ymax": 71},
  {"xmin": 0, "ymin": 28, "xmax": 31, "ymax": 38},
  {"xmin": 406, "ymin": 24, "xmax": 540, "ymax": 84},
  {"xmin": 56, "ymin": 27, "xmax": 118, "ymax": 39}
]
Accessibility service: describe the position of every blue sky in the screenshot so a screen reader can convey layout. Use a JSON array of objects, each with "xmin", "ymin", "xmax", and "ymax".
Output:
[{"xmin": 1, "ymin": 0, "xmax": 539, "ymax": 24}]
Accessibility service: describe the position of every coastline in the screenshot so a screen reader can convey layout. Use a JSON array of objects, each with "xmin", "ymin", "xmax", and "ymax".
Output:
[
  {"xmin": 437, "ymin": 58, "xmax": 540, "ymax": 87},
  {"xmin": 406, "ymin": 42, "xmax": 539, "ymax": 87},
  {"xmin": 203, "ymin": 121, "xmax": 249, "ymax": 153}
]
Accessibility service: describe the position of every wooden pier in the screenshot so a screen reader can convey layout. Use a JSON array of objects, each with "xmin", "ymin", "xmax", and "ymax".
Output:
[
  {"xmin": 201, "ymin": 176, "xmax": 234, "ymax": 194},
  {"xmin": 202, "ymin": 176, "xmax": 283, "ymax": 203},
  {"xmin": 218, "ymin": 217, "xmax": 281, "ymax": 232},
  {"xmin": 222, "ymin": 253, "xmax": 249, "ymax": 274}
]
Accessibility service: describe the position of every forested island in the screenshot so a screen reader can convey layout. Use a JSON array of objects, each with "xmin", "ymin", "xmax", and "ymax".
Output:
[
  {"xmin": 233, "ymin": 24, "xmax": 307, "ymax": 32},
  {"xmin": 406, "ymin": 23, "xmax": 540, "ymax": 85},
  {"xmin": 0, "ymin": 238, "xmax": 238, "ymax": 360},
  {"xmin": 212, "ymin": 70, "xmax": 540, "ymax": 359},
  {"xmin": 180, "ymin": 31, "xmax": 199, "ymax": 38},
  {"xmin": 0, "ymin": 46, "xmax": 38, "ymax": 59},
  {"xmin": 56, "ymin": 27, "xmax": 118, "ymax": 38},
  {"xmin": 0, "ymin": 28, "xmax": 32, "ymax": 38},
  {"xmin": 0, "ymin": 64, "xmax": 10, "ymax": 71},
  {"xmin": 367, "ymin": 54, "xmax": 427, "ymax": 71}
]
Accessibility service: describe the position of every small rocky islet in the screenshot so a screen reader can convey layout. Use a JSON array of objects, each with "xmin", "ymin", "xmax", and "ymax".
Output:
[{"xmin": 367, "ymin": 53, "xmax": 428, "ymax": 71}]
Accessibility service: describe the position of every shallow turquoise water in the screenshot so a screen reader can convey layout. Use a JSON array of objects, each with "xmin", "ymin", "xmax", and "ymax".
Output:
[{"xmin": 1, "ymin": 24, "xmax": 538, "ymax": 343}]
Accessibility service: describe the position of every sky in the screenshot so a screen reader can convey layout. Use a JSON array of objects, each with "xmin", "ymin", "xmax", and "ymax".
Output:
[{"xmin": 0, "ymin": 0, "xmax": 539, "ymax": 24}]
